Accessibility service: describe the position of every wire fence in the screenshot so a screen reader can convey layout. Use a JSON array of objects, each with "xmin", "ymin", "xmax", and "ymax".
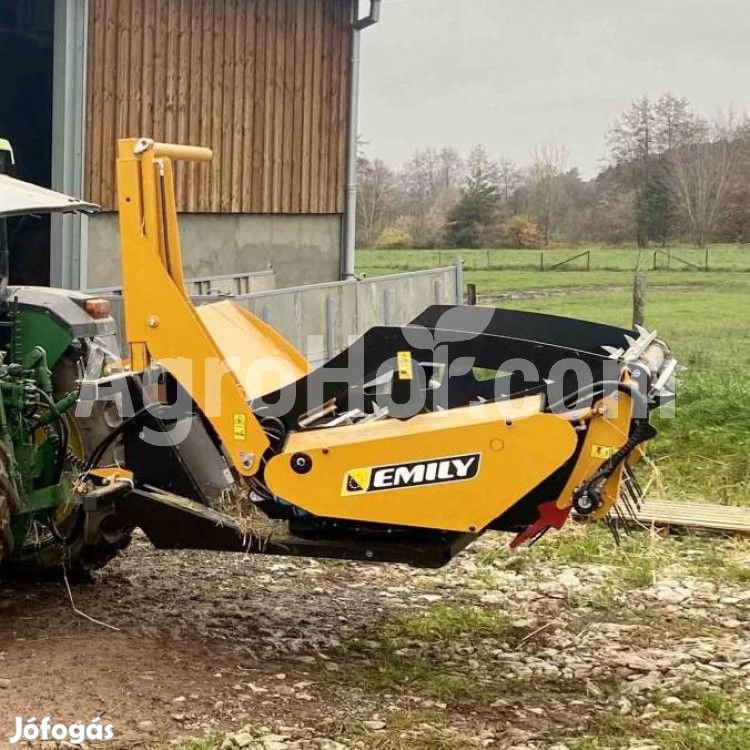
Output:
[{"xmin": 357, "ymin": 246, "xmax": 750, "ymax": 274}]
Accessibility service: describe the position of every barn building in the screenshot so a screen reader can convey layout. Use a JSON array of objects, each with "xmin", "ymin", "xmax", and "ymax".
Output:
[{"xmin": 0, "ymin": 0, "xmax": 379, "ymax": 290}]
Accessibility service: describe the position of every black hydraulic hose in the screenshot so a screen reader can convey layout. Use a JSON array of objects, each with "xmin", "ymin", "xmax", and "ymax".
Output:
[
  {"xmin": 83, "ymin": 404, "xmax": 151, "ymax": 473},
  {"xmin": 43, "ymin": 397, "xmax": 149, "ymax": 545},
  {"xmin": 83, "ymin": 370, "xmax": 153, "ymax": 473},
  {"xmin": 573, "ymin": 419, "xmax": 657, "ymax": 510},
  {"xmin": 259, "ymin": 415, "xmax": 286, "ymax": 452},
  {"xmin": 248, "ymin": 415, "xmax": 288, "ymax": 504},
  {"xmin": 32, "ymin": 387, "xmax": 69, "ymax": 481},
  {"xmin": 585, "ymin": 420, "xmax": 655, "ymax": 488},
  {"xmin": 544, "ymin": 380, "xmax": 649, "ymax": 415},
  {"xmin": 48, "ymin": 505, "xmax": 85, "ymax": 546}
]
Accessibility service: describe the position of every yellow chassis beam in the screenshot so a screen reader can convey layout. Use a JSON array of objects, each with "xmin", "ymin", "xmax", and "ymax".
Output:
[
  {"xmin": 265, "ymin": 397, "xmax": 578, "ymax": 533},
  {"xmin": 116, "ymin": 138, "xmax": 268, "ymax": 475}
]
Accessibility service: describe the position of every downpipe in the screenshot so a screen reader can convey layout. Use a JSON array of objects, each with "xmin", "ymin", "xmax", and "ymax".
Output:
[{"xmin": 341, "ymin": 0, "xmax": 382, "ymax": 280}]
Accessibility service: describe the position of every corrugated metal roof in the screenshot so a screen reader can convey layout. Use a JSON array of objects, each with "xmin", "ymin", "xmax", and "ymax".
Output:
[{"xmin": 0, "ymin": 174, "xmax": 99, "ymax": 218}]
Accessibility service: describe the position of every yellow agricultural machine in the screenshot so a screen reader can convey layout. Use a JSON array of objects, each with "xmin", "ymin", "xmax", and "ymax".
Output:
[{"xmin": 50, "ymin": 139, "xmax": 678, "ymax": 569}]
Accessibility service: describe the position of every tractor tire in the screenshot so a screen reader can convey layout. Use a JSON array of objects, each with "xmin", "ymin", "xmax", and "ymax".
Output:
[
  {"xmin": 5, "ymin": 343, "xmax": 133, "ymax": 579},
  {"xmin": 0, "ymin": 445, "xmax": 22, "ymax": 570},
  {"xmin": 0, "ymin": 493, "xmax": 11, "ymax": 568}
]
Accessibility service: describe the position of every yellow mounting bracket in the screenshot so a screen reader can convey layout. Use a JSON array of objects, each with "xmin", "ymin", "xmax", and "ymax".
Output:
[{"xmin": 115, "ymin": 137, "xmax": 269, "ymax": 476}]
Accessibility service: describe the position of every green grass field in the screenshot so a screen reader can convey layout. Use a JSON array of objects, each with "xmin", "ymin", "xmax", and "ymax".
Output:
[{"xmin": 357, "ymin": 246, "xmax": 750, "ymax": 505}]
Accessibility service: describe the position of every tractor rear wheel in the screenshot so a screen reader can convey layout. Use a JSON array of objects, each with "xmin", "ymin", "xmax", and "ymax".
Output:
[
  {"xmin": 5, "ymin": 342, "xmax": 133, "ymax": 578},
  {"xmin": 0, "ymin": 494, "xmax": 11, "ymax": 568},
  {"xmin": 0, "ymin": 445, "xmax": 22, "ymax": 570}
]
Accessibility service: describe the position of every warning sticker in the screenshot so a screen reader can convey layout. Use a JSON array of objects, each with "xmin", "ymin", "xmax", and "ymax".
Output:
[
  {"xmin": 396, "ymin": 351, "xmax": 413, "ymax": 381},
  {"xmin": 233, "ymin": 413, "xmax": 247, "ymax": 441},
  {"xmin": 591, "ymin": 444, "xmax": 617, "ymax": 460}
]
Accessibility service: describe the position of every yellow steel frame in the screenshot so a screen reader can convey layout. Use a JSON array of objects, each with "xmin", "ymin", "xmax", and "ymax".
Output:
[
  {"xmin": 115, "ymin": 138, "xmax": 268, "ymax": 475},
  {"xmin": 265, "ymin": 397, "xmax": 579, "ymax": 533},
  {"xmin": 553, "ymin": 386, "xmax": 634, "ymax": 520},
  {"xmin": 113, "ymin": 136, "xmax": 637, "ymax": 536}
]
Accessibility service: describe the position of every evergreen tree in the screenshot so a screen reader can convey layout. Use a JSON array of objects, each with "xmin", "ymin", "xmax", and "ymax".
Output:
[{"xmin": 444, "ymin": 146, "xmax": 499, "ymax": 247}]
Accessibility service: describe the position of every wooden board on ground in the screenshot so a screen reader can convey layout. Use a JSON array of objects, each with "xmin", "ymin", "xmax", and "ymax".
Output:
[{"xmin": 632, "ymin": 499, "xmax": 750, "ymax": 536}]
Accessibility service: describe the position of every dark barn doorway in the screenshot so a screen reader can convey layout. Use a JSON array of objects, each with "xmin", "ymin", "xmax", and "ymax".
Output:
[{"xmin": 0, "ymin": 0, "xmax": 55, "ymax": 285}]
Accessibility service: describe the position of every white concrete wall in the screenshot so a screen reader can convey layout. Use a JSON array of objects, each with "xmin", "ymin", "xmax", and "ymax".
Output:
[
  {"xmin": 232, "ymin": 268, "xmax": 461, "ymax": 364},
  {"xmin": 99, "ymin": 265, "xmax": 463, "ymax": 367},
  {"xmin": 86, "ymin": 212, "xmax": 342, "ymax": 289}
]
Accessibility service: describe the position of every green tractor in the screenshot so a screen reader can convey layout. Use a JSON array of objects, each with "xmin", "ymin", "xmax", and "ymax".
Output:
[{"xmin": 0, "ymin": 141, "xmax": 131, "ymax": 577}]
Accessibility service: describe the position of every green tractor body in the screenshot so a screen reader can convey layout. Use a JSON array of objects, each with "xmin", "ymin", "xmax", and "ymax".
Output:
[{"xmin": 0, "ymin": 141, "xmax": 130, "ymax": 576}]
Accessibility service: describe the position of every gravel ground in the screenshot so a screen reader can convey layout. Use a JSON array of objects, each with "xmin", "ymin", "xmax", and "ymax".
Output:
[{"xmin": 0, "ymin": 526, "xmax": 748, "ymax": 750}]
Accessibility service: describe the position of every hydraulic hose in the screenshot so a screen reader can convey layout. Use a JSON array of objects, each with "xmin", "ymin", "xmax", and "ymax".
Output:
[
  {"xmin": 82, "ymin": 404, "xmax": 151, "ymax": 474},
  {"xmin": 544, "ymin": 380, "xmax": 649, "ymax": 416},
  {"xmin": 31, "ymin": 386, "xmax": 69, "ymax": 481}
]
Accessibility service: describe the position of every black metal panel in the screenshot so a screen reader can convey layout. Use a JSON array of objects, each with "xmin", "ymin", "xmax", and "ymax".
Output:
[
  {"xmin": 410, "ymin": 305, "xmax": 636, "ymax": 354},
  {"xmin": 255, "ymin": 305, "xmax": 633, "ymax": 429},
  {"xmin": 119, "ymin": 489, "xmax": 475, "ymax": 569}
]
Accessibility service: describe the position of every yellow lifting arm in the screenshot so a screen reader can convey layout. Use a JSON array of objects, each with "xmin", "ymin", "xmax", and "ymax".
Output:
[{"xmin": 115, "ymin": 137, "xmax": 269, "ymax": 475}]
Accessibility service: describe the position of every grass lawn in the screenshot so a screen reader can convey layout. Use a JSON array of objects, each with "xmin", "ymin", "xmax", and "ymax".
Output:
[{"xmin": 356, "ymin": 246, "xmax": 750, "ymax": 505}]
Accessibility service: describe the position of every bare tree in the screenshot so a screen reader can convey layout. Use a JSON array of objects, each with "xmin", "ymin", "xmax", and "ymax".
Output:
[
  {"xmin": 402, "ymin": 148, "xmax": 441, "ymax": 206},
  {"xmin": 356, "ymin": 157, "xmax": 397, "ymax": 248},
  {"xmin": 667, "ymin": 113, "xmax": 744, "ymax": 247},
  {"xmin": 436, "ymin": 147, "xmax": 466, "ymax": 192},
  {"xmin": 528, "ymin": 145, "xmax": 569, "ymax": 246},
  {"xmin": 608, "ymin": 97, "xmax": 656, "ymax": 246},
  {"xmin": 609, "ymin": 97, "xmax": 654, "ymax": 166},
  {"xmin": 721, "ymin": 135, "xmax": 750, "ymax": 242},
  {"xmin": 653, "ymin": 94, "xmax": 696, "ymax": 154},
  {"xmin": 608, "ymin": 95, "xmax": 701, "ymax": 246},
  {"xmin": 496, "ymin": 157, "xmax": 522, "ymax": 204}
]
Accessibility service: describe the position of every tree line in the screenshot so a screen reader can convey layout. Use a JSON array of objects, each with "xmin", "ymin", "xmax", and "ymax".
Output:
[{"xmin": 356, "ymin": 94, "xmax": 750, "ymax": 249}]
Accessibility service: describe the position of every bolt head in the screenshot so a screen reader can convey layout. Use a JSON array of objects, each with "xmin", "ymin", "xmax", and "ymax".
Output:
[
  {"xmin": 239, "ymin": 451, "xmax": 255, "ymax": 469},
  {"xmin": 290, "ymin": 453, "xmax": 313, "ymax": 474}
]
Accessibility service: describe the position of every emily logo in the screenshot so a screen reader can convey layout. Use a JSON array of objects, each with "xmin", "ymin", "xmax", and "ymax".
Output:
[
  {"xmin": 9, "ymin": 716, "xmax": 114, "ymax": 745},
  {"xmin": 342, "ymin": 453, "xmax": 481, "ymax": 495}
]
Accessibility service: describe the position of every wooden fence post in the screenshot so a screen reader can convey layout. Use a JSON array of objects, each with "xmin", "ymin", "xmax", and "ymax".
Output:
[
  {"xmin": 540, "ymin": 252, "xmax": 544, "ymax": 271},
  {"xmin": 632, "ymin": 270, "xmax": 647, "ymax": 328},
  {"xmin": 467, "ymin": 283, "xmax": 477, "ymax": 306}
]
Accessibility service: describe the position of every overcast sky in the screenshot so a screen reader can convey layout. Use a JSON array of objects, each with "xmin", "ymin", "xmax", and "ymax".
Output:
[{"xmin": 359, "ymin": 0, "xmax": 747, "ymax": 178}]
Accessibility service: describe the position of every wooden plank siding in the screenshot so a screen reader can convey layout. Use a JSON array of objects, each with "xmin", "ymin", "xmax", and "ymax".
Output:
[{"xmin": 85, "ymin": 0, "xmax": 354, "ymax": 214}]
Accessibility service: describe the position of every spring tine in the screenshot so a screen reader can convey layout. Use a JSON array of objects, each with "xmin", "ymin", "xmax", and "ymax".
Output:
[
  {"xmin": 623, "ymin": 493, "xmax": 638, "ymax": 536},
  {"xmin": 619, "ymin": 508, "xmax": 635, "ymax": 536},
  {"xmin": 623, "ymin": 467, "xmax": 644, "ymax": 511},
  {"xmin": 623, "ymin": 465, "xmax": 635, "ymax": 491},
  {"xmin": 605, "ymin": 514, "xmax": 621, "ymax": 545},
  {"xmin": 619, "ymin": 491, "xmax": 636, "ymax": 521},
  {"xmin": 626, "ymin": 478, "xmax": 640, "ymax": 506},
  {"xmin": 614, "ymin": 502, "xmax": 634, "ymax": 536},
  {"xmin": 622, "ymin": 488, "xmax": 636, "ymax": 516},
  {"xmin": 628, "ymin": 467, "xmax": 645, "ymax": 500}
]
